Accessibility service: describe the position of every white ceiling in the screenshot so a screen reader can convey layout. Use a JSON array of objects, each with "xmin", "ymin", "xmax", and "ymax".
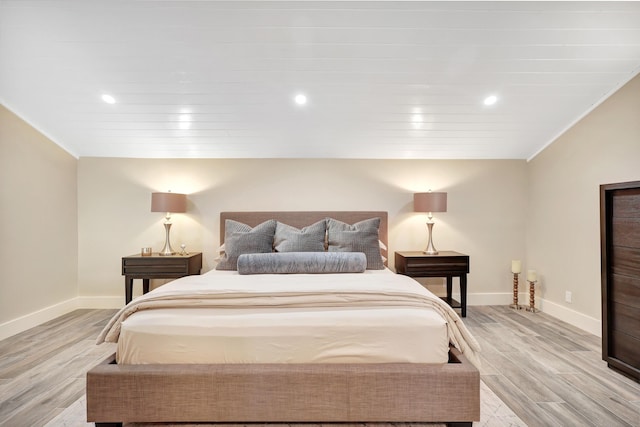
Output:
[{"xmin": 1, "ymin": 1, "xmax": 640, "ymax": 160}]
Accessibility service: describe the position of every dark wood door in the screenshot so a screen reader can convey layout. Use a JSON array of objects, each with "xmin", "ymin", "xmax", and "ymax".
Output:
[{"xmin": 601, "ymin": 180, "xmax": 640, "ymax": 382}]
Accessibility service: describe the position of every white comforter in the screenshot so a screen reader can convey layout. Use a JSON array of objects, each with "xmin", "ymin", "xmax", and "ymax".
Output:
[{"xmin": 97, "ymin": 269, "xmax": 481, "ymax": 366}]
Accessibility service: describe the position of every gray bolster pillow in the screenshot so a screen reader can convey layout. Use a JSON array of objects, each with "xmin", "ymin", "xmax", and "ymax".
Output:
[{"xmin": 237, "ymin": 252, "xmax": 367, "ymax": 275}]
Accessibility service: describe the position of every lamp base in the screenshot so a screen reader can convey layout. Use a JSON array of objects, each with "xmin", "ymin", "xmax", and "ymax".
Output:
[
  {"xmin": 158, "ymin": 222, "xmax": 176, "ymax": 256},
  {"xmin": 423, "ymin": 221, "xmax": 438, "ymax": 255}
]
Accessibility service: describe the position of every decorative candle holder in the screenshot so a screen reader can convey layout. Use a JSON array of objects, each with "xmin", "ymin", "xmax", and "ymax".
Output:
[
  {"xmin": 510, "ymin": 273, "xmax": 522, "ymax": 310},
  {"xmin": 526, "ymin": 280, "xmax": 539, "ymax": 313}
]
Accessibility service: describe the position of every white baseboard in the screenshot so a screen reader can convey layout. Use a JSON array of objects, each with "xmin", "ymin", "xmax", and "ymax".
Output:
[
  {"xmin": 456, "ymin": 292, "xmax": 601, "ymax": 337},
  {"xmin": 0, "ymin": 298, "xmax": 80, "ymax": 341},
  {"xmin": 464, "ymin": 291, "xmax": 542, "ymax": 308},
  {"xmin": 451, "ymin": 291, "xmax": 514, "ymax": 306},
  {"xmin": 76, "ymin": 296, "xmax": 123, "ymax": 309},
  {"xmin": 538, "ymin": 298, "xmax": 601, "ymax": 337},
  {"xmin": 465, "ymin": 292, "xmax": 514, "ymax": 306},
  {"xmin": 0, "ymin": 296, "xmax": 123, "ymax": 341}
]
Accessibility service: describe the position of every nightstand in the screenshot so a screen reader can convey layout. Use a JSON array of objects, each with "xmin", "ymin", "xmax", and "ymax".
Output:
[
  {"xmin": 395, "ymin": 251, "xmax": 470, "ymax": 317},
  {"xmin": 121, "ymin": 252, "xmax": 203, "ymax": 304}
]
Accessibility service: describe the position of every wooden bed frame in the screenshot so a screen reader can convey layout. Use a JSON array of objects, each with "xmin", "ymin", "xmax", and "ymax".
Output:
[{"xmin": 86, "ymin": 211, "xmax": 480, "ymax": 426}]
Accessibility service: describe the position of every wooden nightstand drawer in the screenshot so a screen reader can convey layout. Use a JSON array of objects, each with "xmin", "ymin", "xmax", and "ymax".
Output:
[
  {"xmin": 395, "ymin": 251, "xmax": 469, "ymax": 277},
  {"xmin": 123, "ymin": 257, "xmax": 193, "ymax": 276}
]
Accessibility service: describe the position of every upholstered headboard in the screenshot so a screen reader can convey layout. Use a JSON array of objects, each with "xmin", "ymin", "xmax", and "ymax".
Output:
[{"xmin": 220, "ymin": 211, "xmax": 388, "ymax": 261}]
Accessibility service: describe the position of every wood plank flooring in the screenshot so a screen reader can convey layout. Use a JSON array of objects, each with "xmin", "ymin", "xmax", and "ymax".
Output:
[
  {"xmin": 464, "ymin": 306, "xmax": 640, "ymax": 427},
  {"xmin": 0, "ymin": 306, "xmax": 638, "ymax": 426},
  {"xmin": 0, "ymin": 309, "xmax": 116, "ymax": 426}
]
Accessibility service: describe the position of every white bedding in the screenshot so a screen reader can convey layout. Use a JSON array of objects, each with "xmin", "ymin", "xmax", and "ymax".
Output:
[{"xmin": 101, "ymin": 269, "xmax": 480, "ymax": 366}]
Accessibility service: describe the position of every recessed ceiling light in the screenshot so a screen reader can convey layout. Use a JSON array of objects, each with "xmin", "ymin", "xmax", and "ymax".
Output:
[
  {"xmin": 101, "ymin": 94, "xmax": 116, "ymax": 104},
  {"xmin": 411, "ymin": 114, "xmax": 423, "ymax": 129},
  {"xmin": 178, "ymin": 114, "xmax": 191, "ymax": 129},
  {"xmin": 294, "ymin": 94, "xmax": 307, "ymax": 105},
  {"xmin": 483, "ymin": 95, "xmax": 498, "ymax": 106}
]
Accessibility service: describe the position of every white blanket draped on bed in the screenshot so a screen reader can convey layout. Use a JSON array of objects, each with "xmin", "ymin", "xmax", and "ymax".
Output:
[{"xmin": 97, "ymin": 269, "xmax": 481, "ymax": 367}]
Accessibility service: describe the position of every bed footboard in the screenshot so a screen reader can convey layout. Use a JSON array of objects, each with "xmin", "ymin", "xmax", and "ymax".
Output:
[{"xmin": 86, "ymin": 348, "xmax": 479, "ymax": 425}]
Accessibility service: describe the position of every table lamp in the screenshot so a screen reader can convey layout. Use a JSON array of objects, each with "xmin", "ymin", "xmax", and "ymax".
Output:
[{"xmin": 414, "ymin": 191, "xmax": 448, "ymax": 255}]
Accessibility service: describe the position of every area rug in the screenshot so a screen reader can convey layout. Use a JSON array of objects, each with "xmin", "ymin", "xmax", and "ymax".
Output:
[{"xmin": 45, "ymin": 380, "xmax": 525, "ymax": 427}]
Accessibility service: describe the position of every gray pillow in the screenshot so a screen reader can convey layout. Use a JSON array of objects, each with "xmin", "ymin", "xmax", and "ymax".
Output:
[
  {"xmin": 237, "ymin": 252, "xmax": 367, "ymax": 275},
  {"xmin": 274, "ymin": 220, "xmax": 326, "ymax": 253},
  {"xmin": 215, "ymin": 219, "xmax": 277, "ymax": 270},
  {"xmin": 326, "ymin": 217, "xmax": 385, "ymax": 270}
]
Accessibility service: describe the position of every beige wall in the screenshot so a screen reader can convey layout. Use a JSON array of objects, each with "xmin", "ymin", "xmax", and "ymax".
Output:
[
  {"xmin": 527, "ymin": 74, "xmax": 640, "ymax": 324},
  {"xmin": 6, "ymin": 65, "xmax": 638, "ymax": 334},
  {"xmin": 0, "ymin": 105, "xmax": 78, "ymax": 325},
  {"xmin": 77, "ymin": 158, "xmax": 527, "ymax": 302},
  {"xmin": 3, "ymin": 70, "xmax": 637, "ymax": 335}
]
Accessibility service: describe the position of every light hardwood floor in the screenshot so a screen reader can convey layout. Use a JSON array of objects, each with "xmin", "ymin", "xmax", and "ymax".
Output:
[
  {"xmin": 0, "ymin": 307, "xmax": 638, "ymax": 426},
  {"xmin": 0, "ymin": 309, "xmax": 117, "ymax": 426},
  {"xmin": 464, "ymin": 306, "xmax": 640, "ymax": 427}
]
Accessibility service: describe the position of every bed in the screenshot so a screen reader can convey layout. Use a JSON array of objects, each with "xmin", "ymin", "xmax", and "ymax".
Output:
[{"xmin": 87, "ymin": 211, "xmax": 480, "ymax": 426}]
